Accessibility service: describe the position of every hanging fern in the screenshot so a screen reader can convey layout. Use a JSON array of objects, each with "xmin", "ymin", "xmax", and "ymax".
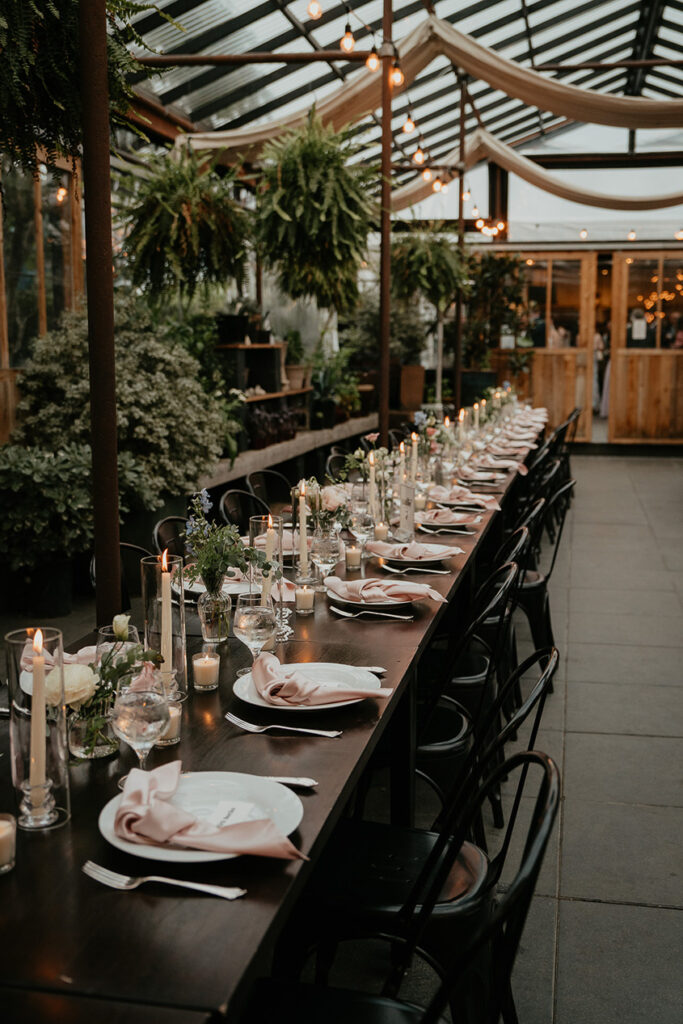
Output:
[
  {"xmin": 257, "ymin": 111, "xmax": 377, "ymax": 316},
  {"xmin": 119, "ymin": 146, "xmax": 249, "ymax": 302},
  {"xmin": 391, "ymin": 227, "xmax": 469, "ymax": 313},
  {"xmin": 0, "ymin": 1, "xmax": 167, "ymax": 177}
]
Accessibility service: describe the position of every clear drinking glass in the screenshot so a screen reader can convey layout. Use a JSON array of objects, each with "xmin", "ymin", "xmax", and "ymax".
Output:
[
  {"xmin": 96, "ymin": 623, "xmax": 140, "ymax": 666},
  {"xmin": 233, "ymin": 593, "xmax": 278, "ymax": 677},
  {"xmin": 311, "ymin": 527, "xmax": 342, "ymax": 588},
  {"xmin": 111, "ymin": 690, "xmax": 170, "ymax": 785},
  {"xmin": 349, "ymin": 508, "xmax": 374, "ymax": 550}
]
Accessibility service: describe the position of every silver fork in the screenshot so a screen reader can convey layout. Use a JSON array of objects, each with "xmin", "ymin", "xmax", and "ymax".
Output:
[
  {"xmin": 82, "ymin": 861, "xmax": 246, "ymax": 900},
  {"xmin": 225, "ymin": 711, "xmax": 341, "ymax": 738},
  {"xmin": 330, "ymin": 605, "xmax": 413, "ymax": 622},
  {"xmin": 380, "ymin": 563, "xmax": 451, "ymax": 576},
  {"xmin": 417, "ymin": 525, "xmax": 476, "ymax": 536}
]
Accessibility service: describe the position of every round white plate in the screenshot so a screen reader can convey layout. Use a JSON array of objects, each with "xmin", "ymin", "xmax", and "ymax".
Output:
[
  {"xmin": 177, "ymin": 577, "xmax": 251, "ymax": 598},
  {"xmin": 323, "ymin": 581, "xmax": 412, "ymax": 611},
  {"xmin": 375, "ymin": 545, "xmax": 454, "ymax": 565},
  {"xmin": 233, "ymin": 662, "xmax": 383, "ymax": 711},
  {"xmin": 98, "ymin": 771, "xmax": 303, "ymax": 863}
]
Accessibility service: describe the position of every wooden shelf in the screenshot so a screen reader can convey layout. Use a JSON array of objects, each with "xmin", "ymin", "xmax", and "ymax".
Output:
[
  {"xmin": 215, "ymin": 343, "xmax": 284, "ymax": 350},
  {"xmin": 244, "ymin": 387, "xmax": 312, "ymax": 403}
]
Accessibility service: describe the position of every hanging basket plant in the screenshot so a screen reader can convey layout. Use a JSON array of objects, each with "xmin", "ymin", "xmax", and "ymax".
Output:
[
  {"xmin": 120, "ymin": 146, "xmax": 250, "ymax": 304},
  {"xmin": 0, "ymin": 1, "xmax": 165, "ymax": 177},
  {"xmin": 391, "ymin": 227, "xmax": 469, "ymax": 316},
  {"xmin": 257, "ymin": 110, "xmax": 377, "ymax": 317}
]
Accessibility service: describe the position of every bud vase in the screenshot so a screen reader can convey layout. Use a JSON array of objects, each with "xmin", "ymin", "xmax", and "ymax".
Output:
[{"xmin": 197, "ymin": 583, "xmax": 232, "ymax": 645}]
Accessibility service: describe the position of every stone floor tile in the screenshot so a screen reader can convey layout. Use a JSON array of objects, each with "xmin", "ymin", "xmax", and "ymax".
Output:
[
  {"xmin": 566, "ymin": 642, "xmax": 682, "ymax": 685},
  {"xmin": 511, "ymin": 897, "xmax": 557, "ymax": 1024},
  {"xmin": 564, "ymin": 733, "xmax": 683, "ymax": 806},
  {"xmin": 567, "ymin": 587, "xmax": 682, "ymax": 618},
  {"xmin": 567, "ymin": 611, "xmax": 683, "ymax": 647},
  {"xmin": 566, "ymin": 682, "xmax": 683, "ymax": 736},
  {"xmin": 555, "ymin": 901, "xmax": 683, "ymax": 1024},
  {"xmin": 568, "ymin": 564, "xmax": 675, "ymax": 591}
]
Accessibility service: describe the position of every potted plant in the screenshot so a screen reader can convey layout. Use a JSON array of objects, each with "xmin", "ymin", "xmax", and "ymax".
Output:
[
  {"xmin": 391, "ymin": 227, "xmax": 469, "ymax": 406},
  {"xmin": 310, "ymin": 347, "xmax": 360, "ymax": 429},
  {"xmin": 283, "ymin": 329, "xmax": 310, "ymax": 391},
  {"xmin": 119, "ymin": 146, "xmax": 249, "ymax": 312},
  {"xmin": 257, "ymin": 110, "xmax": 376, "ymax": 344}
]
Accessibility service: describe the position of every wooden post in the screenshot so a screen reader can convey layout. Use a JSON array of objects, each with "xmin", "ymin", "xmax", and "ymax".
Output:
[
  {"xmin": 79, "ymin": 0, "xmax": 122, "ymax": 624},
  {"xmin": 378, "ymin": 0, "xmax": 393, "ymax": 447},
  {"xmin": 33, "ymin": 175, "xmax": 47, "ymax": 336},
  {"xmin": 453, "ymin": 71, "xmax": 467, "ymax": 410}
]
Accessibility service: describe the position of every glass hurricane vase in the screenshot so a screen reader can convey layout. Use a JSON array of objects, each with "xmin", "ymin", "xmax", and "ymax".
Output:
[
  {"xmin": 197, "ymin": 577, "xmax": 231, "ymax": 645},
  {"xmin": 68, "ymin": 707, "xmax": 119, "ymax": 760}
]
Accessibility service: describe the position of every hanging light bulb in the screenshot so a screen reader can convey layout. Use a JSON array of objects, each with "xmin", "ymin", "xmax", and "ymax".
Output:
[
  {"xmin": 365, "ymin": 47, "xmax": 380, "ymax": 72},
  {"xmin": 491, "ymin": 226, "xmax": 499, "ymax": 235},
  {"xmin": 403, "ymin": 112, "xmax": 415, "ymax": 134},
  {"xmin": 580, "ymin": 228, "xmax": 588, "ymax": 239},
  {"xmin": 432, "ymin": 178, "xmax": 443, "ymax": 193},
  {"xmin": 472, "ymin": 205, "xmax": 479, "ymax": 218},
  {"xmin": 340, "ymin": 23, "xmax": 355, "ymax": 53},
  {"xmin": 462, "ymin": 186, "xmax": 471, "ymax": 201},
  {"xmin": 422, "ymin": 167, "xmax": 432, "ymax": 182},
  {"xmin": 497, "ymin": 221, "xmax": 505, "ymax": 231},
  {"xmin": 391, "ymin": 60, "xmax": 405, "ymax": 87},
  {"xmin": 475, "ymin": 218, "xmax": 485, "ymax": 229},
  {"xmin": 627, "ymin": 229, "xmax": 637, "ymax": 241},
  {"xmin": 413, "ymin": 144, "xmax": 425, "ymax": 165},
  {"xmin": 307, "ymin": 0, "xmax": 322, "ymax": 19},
  {"xmin": 675, "ymin": 229, "xmax": 683, "ymax": 241},
  {"xmin": 441, "ymin": 182, "xmax": 449, "ymax": 194}
]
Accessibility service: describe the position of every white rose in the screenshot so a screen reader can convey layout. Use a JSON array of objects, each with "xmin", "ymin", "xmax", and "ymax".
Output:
[
  {"xmin": 112, "ymin": 613, "xmax": 131, "ymax": 641},
  {"xmin": 45, "ymin": 664, "xmax": 97, "ymax": 708},
  {"xmin": 321, "ymin": 485, "xmax": 347, "ymax": 511}
]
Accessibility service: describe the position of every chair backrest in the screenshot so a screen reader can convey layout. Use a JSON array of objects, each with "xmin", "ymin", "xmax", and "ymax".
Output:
[
  {"xmin": 489, "ymin": 526, "xmax": 530, "ymax": 590},
  {"xmin": 219, "ymin": 489, "xmax": 269, "ymax": 533},
  {"xmin": 565, "ymin": 406, "xmax": 581, "ymax": 445},
  {"xmin": 324, "ymin": 453, "xmax": 347, "ymax": 481},
  {"xmin": 246, "ymin": 470, "xmax": 293, "ymax": 511},
  {"xmin": 420, "ymin": 752, "xmax": 561, "ymax": 1024},
  {"xmin": 462, "ymin": 561, "xmax": 519, "ymax": 661},
  {"xmin": 90, "ymin": 542, "xmax": 152, "ymax": 615},
  {"xmin": 542, "ymin": 478, "xmax": 576, "ymax": 580},
  {"xmin": 388, "ymin": 429, "xmax": 405, "ymax": 449},
  {"xmin": 152, "ymin": 516, "xmax": 188, "ymax": 559}
]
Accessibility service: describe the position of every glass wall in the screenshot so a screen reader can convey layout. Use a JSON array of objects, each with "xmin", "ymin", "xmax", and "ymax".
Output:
[{"xmin": 623, "ymin": 254, "xmax": 683, "ymax": 348}]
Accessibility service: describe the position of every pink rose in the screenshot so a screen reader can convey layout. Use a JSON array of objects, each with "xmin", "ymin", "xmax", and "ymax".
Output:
[
  {"xmin": 321, "ymin": 484, "xmax": 348, "ymax": 511},
  {"xmin": 426, "ymin": 427, "xmax": 437, "ymax": 437},
  {"xmin": 364, "ymin": 432, "xmax": 379, "ymax": 444},
  {"xmin": 129, "ymin": 662, "xmax": 159, "ymax": 692}
]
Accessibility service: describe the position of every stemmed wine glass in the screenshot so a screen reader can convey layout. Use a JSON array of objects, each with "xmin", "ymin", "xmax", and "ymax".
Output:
[
  {"xmin": 349, "ymin": 507, "xmax": 374, "ymax": 555},
  {"xmin": 111, "ymin": 690, "xmax": 170, "ymax": 790},
  {"xmin": 233, "ymin": 592, "xmax": 278, "ymax": 677},
  {"xmin": 310, "ymin": 528, "xmax": 342, "ymax": 589}
]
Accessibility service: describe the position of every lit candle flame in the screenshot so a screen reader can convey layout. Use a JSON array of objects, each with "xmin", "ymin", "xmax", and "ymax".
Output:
[
  {"xmin": 399, "ymin": 441, "xmax": 405, "ymax": 453},
  {"xmin": 161, "ymin": 548, "xmax": 169, "ymax": 572},
  {"xmin": 368, "ymin": 451, "xmax": 375, "ymax": 466},
  {"xmin": 33, "ymin": 629, "xmax": 43, "ymax": 655},
  {"xmin": 300, "ymin": 481, "xmax": 306, "ymax": 497},
  {"xmin": 459, "ymin": 408, "xmax": 465, "ymax": 422},
  {"xmin": 444, "ymin": 416, "xmax": 450, "ymax": 428},
  {"xmin": 268, "ymin": 513, "xmax": 273, "ymax": 527}
]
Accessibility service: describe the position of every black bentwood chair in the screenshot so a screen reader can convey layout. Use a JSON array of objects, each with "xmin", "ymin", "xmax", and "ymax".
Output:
[
  {"xmin": 90, "ymin": 543, "xmax": 152, "ymax": 615},
  {"xmin": 257, "ymin": 751, "xmax": 560, "ymax": 1024},
  {"xmin": 218, "ymin": 488, "xmax": 269, "ymax": 534},
  {"xmin": 152, "ymin": 516, "xmax": 188, "ymax": 560},
  {"xmin": 246, "ymin": 469, "xmax": 293, "ymax": 516}
]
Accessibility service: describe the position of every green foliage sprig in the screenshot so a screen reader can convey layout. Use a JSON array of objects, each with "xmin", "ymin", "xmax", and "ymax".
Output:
[
  {"xmin": 12, "ymin": 300, "xmax": 224, "ymax": 511},
  {"xmin": 257, "ymin": 111, "xmax": 377, "ymax": 316},
  {"xmin": 463, "ymin": 252, "xmax": 525, "ymax": 370},
  {"xmin": 391, "ymin": 228, "xmax": 469, "ymax": 313},
  {"xmin": 0, "ymin": 1, "xmax": 167, "ymax": 177},
  {"xmin": 120, "ymin": 147, "xmax": 249, "ymax": 303}
]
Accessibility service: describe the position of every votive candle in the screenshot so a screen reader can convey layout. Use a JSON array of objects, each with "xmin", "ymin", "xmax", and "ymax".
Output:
[
  {"xmin": 0, "ymin": 815, "xmax": 16, "ymax": 874},
  {"xmin": 295, "ymin": 585, "xmax": 315, "ymax": 614},
  {"xmin": 193, "ymin": 651, "xmax": 220, "ymax": 691},
  {"xmin": 345, "ymin": 545, "xmax": 362, "ymax": 570},
  {"xmin": 374, "ymin": 522, "xmax": 389, "ymax": 541}
]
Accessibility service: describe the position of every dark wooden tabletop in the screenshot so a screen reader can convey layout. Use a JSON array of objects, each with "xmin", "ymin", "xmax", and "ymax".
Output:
[{"xmin": 0, "ymin": 468, "xmax": 523, "ymax": 1021}]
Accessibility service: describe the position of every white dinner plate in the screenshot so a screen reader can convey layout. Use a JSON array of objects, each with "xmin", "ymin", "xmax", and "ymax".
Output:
[
  {"xmin": 98, "ymin": 771, "xmax": 303, "ymax": 863},
  {"xmin": 233, "ymin": 662, "xmax": 383, "ymax": 711},
  {"xmin": 373, "ymin": 544, "xmax": 454, "ymax": 566},
  {"xmin": 175, "ymin": 577, "xmax": 251, "ymax": 598},
  {"xmin": 323, "ymin": 580, "xmax": 413, "ymax": 611}
]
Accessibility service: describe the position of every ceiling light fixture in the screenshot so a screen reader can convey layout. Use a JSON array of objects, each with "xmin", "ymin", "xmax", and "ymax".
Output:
[
  {"xmin": 432, "ymin": 178, "xmax": 443, "ymax": 193},
  {"xmin": 580, "ymin": 228, "xmax": 588, "ymax": 239},
  {"xmin": 471, "ymin": 205, "xmax": 479, "ymax": 218},
  {"xmin": 391, "ymin": 60, "xmax": 405, "ymax": 87},
  {"xmin": 476, "ymin": 218, "xmax": 485, "ymax": 229},
  {"xmin": 422, "ymin": 167, "xmax": 432, "ymax": 181},
  {"xmin": 307, "ymin": 0, "xmax": 322, "ymax": 19},
  {"xmin": 340, "ymin": 23, "xmax": 355, "ymax": 53},
  {"xmin": 497, "ymin": 221, "xmax": 505, "ymax": 231},
  {"xmin": 413, "ymin": 144, "xmax": 425, "ymax": 165},
  {"xmin": 462, "ymin": 186, "xmax": 471, "ymax": 201},
  {"xmin": 441, "ymin": 182, "xmax": 449, "ymax": 194},
  {"xmin": 628, "ymin": 230, "xmax": 637, "ymax": 241},
  {"xmin": 402, "ymin": 112, "xmax": 415, "ymax": 133},
  {"xmin": 365, "ymin": 47, "xmax": 380, "ymax": 72}
]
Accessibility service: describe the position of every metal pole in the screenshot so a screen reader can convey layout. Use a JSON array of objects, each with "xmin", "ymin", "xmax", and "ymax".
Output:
[
  {"xmin": 379, "ymin": 0, "xmax": 393, "ymax": 447},
  {"xmin": 79, "ymin": 0, "xmax": 122, "ymax": 625},
  {"xmin": 137, "ymin": 50, "xmax": 375, "ymax": 66},
  {"xmin": 453, "ymin": 70, "xmax": 467, "ymax": 411}
]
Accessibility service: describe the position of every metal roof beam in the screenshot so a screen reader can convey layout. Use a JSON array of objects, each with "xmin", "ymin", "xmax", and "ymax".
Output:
[{"xmin": 625, "ymin": 0, "xmax": 666, "ymax": 96}]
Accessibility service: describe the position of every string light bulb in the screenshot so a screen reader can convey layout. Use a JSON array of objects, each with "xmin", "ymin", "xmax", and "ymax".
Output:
[
  {"xmin": 462, "ymin": 186, "xmax": 471, "ymax": 201},
  {"xmin": 441, "ymin": 182, "xmax": 449, "ymax": 193},
  {"xmin": 627, "ymin": 229, "xmax": 637, "ymax": 241},
  {"xmin": 497, "ymin": 221, "xmax": 505, "ymax": 231},
  {"xmin": 432, "ymin": 177, "xmax": 443, "ymax": 193},
  {"xmin": 365, "ymin": 47, "xmax": 380, "ymax": 72},
  {"xmin": 675, "ymin": 229, "xmax": 683, "ymax": 241},
  {"xmin": 391, "ymin": 60, "xmax": 405, "ymax": 87},
  {"xmin": 422, "ymin": 167, "xmax": 432, "ymax": 182},
  {"xmin": 491, "ymin": 226, "xmax": 499, "ymax": 235},
  {"xmin": 580, "ymin": 228, "xmax": 588, "ymax": 239},
  {"xmin": 413, "ymin": 144, "xmax": 425, "ymax": 165},
  {"xmin": 307, "ymin": 0, "xmax": 322, "ymax": 19},
  {"xmin": 472, "ymin": 205, "xmax": 479, "ymax": 218},
  {"xmin": 475, "ymin": 218, "xmax": 484, "ymax": 229},
  {"xmin": 340, "ymin": 23, "xmax": 355, "ymax": 53},
  {"xmin": 403, "ymin": 112, "xmax": 415, "ymax": 133}
]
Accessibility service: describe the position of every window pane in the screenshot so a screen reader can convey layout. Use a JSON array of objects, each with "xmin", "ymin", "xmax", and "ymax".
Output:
[
  {"xmin": 549, "ymin": 260, "xmax": 581, "ymax": 348},
  {"xmin": 41, "ymin": 168, "xmax": 72, "ymax": 331},
  {"xmin": 660, "ymin": 258, "xmax": 683, "ymax": 349},
  {"xmin": 625, "ymin": 257, "xmax": 659, "ymax": 348},
  {"xmin": 520, "ymin": 258, "xmax": 548, "ymax": 347}
]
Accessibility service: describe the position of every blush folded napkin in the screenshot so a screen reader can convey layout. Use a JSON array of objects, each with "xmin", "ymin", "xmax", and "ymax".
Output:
[
  {"xmin": 270, "ymin": 579, "xmax": 296, "ymax": 602},
  {"xmin": 325, "ymin": 575, "xmax": 445, "ymax": 604},
  {"xmin": 415, "ymin": 507, "xmax": 482, "ymax": 526},
  {"xmin": 477, "ymin": 455, "xmax": 528, "ymax": 476},
  {"xmin": 251, "ymin": 652, "xmax": 393, "ymax": 706},
  {"xmin": 244, "ymin": 529, "xmax": 298, "ymax": 553},
  {"xmin": 21, "ymin": 644, "xmax": 96, "ymax": 670},
  {"xmin": 114, "ymin": 761, "xmax": 304, "ymax": 860},
  {"xmin": 427, "ymin": 485, "xmax": 501, "ymax": 510},
  {"xmin": 365, "ymin": 540, "xmax": 459, "ymax": 560},
  {"xmin": 489, "ymin": 440, "xmax": 537, "ymax": 454},
  {"xmin": 458, "ymin": 466, "xmax": 505, "ymax": 482}
]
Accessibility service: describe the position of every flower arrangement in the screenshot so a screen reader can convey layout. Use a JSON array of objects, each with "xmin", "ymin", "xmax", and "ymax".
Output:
[
  {"xmin": 184, "ymin": 490, "xmax": 277, "ymax": 594},
  {"xmin": 303, "ymin": 478, "xmax": 351, "ymax": 531}
]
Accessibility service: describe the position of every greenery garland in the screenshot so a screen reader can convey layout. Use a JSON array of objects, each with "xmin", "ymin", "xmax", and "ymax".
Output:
[
  {"xmin": 0, "ymin": 0, "xmax": 164, "ymax": 176},
  {"xmin": 257, "ymin": 111, "xmax": 377, "ymax": 317}
]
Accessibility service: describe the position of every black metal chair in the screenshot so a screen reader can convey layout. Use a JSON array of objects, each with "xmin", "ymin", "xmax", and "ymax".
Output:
[
  {"xmin": 90, "ymin": 542, "xmax": 152, "ymax": 616},
  {"xmin": 218, "ymin": 488, "xmax": 269, "ymax": 534},
  {"xmin": 263, "ymin": 750, "xmax": 560, "ymax": 1024},
  {"xmin": 246, "ymin": 470, "xmax": 293, "ymax": 516},
  {"xmin": 152, "ymin": 516, "xmax": 188, "ymax": 560}
]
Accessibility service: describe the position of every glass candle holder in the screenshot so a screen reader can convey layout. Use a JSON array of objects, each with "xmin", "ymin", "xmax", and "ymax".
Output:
[
  {"xmin": 192, "ymin": 650, "xmax": 220, "ymax": 691},
  {"xmin": 155, "ymin": 693, "xmax": 183, "ymax": 747},
  {"xmin": 4, "ymin": 627, "xmax": 70, "ymax": 830},
  {"xmin": 141, "ymin": 553, "xmax": 187, "ymax": 694},
  {"xmin": 345, "ymin": 544, "xmax": 362, "ymax": 571},
  {"xmin": 374, "ymin": 521, "xmax": 389, "ymax": 542},
  {"xmin": 294, "ymin": 585, "xmax": 315, "ymax": 615},
  {"xmin": 0, "ymin": 814, "xmax": 16, "ymax": 873}
]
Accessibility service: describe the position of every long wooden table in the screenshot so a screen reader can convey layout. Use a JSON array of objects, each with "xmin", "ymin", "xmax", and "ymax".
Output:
[{"xmin": 0, "ymin": 466, "xmax": 524, "ymax": 1022}]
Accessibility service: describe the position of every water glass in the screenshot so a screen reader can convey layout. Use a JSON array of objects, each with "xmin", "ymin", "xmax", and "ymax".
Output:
[
  {"xmin": 233, "ymin": 593, "xmax": 278, "ymax": 677},
  {"xmin": 311, "ymin": 528, "xmax": 342, "ymax": 588},
  {"xmin": 96, "ymin": 623, "xmax": 140, "ymax": 667},
  {"xmin": 111, "ymin": 690, "xmax": 170, "ymax": 778}
]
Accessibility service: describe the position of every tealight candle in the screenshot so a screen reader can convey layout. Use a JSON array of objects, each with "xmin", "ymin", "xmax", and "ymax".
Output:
[
  {"xmin": 295, "ymin": 585, "xmax": 315, "ymax": 614},
  {"xmin": 415, "ymin": 492, "xmax": 427, "ymax": 511},
  {"xmin": 192, "ymin": 651, "xmax": 220, "ymax": 691},
  {"xmin": 345, "ymin": 545, "xmax": 362, "ymax": 570},
  {"xmin": 374, "ymin": 522, "xmax": 389, "ymax": 541},
  {"xmin": 0, "ymin": 815, "xmax": 16, "ymax": 874},
  {"xmin": 156, "ymin": 701, "xmax": 182, "ymax": 747}
]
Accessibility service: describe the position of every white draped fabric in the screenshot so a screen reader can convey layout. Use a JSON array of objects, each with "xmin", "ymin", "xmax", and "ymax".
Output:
[
  {"xmin": 175, "ymin": 15, "xmax": 683, "ymax": 165},
  {"xmin": 391, "ymin": 128, "xmax": 683, "ymax": 212}
]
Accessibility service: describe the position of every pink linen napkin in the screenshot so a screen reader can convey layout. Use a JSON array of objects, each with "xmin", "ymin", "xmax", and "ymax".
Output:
[
  {"xmin": 489, "ymin": 440, "xmax": 537, "ymax": 454},
  {"xmin": 428, "ymin": 485, "xmax": 501, "ymax": 510},
  {"xmin": 244, "ymin": 529, "xmax": 297, "ymax": 554},
  {"xmin": 416, "ymin": 507, "xmax": 482, "ymax": 526},
  {"xmin": 458, "ymin": 466, "xmax": 505, "ymax": 482},
  {"xmin": 21, "ymin": 643, "xmax": 97, "ymax": 671},
  {"xmin": 325, "ymin": 575, "xmax": 445, "ymax": 604},
  {"xmin": 114, "ymin": 761, "xmax": 304, "ymax": 860},
  {"xmin": 477, "ymin": 455, "xmax": 528, "ymax": 476},
  {"xmin": 251, "ymin": 652, "xmax": 393, "ymax": 706},
  {"xmin": 270, "ymin": 579, "xmax": 296, "ymax": 602},
  {"xmin": 365, "ymin": 540, "xmax": 459, "ymax": 560}
]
